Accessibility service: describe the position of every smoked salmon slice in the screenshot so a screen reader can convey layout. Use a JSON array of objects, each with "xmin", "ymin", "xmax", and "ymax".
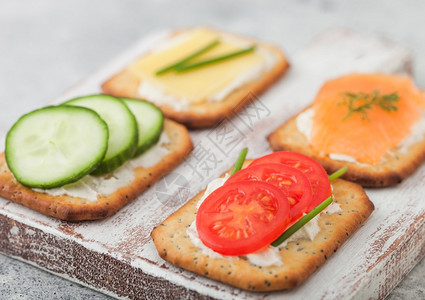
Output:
[{"xmin": 310, "ymin": 73, "xmax": 425, "ymax": 165}]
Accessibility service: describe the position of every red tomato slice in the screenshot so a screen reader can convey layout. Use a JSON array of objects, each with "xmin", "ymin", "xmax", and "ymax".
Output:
[
  {"xmin": 225, "ymin": 163, "xmax": 312, "ymax": 221},
  {"xmin": 196, "ymin": 181, "xmax": 291, "ymax": 256},
  {"xmin": 249, "ymin": 151, "xmax": 332, "ymax": 210}
]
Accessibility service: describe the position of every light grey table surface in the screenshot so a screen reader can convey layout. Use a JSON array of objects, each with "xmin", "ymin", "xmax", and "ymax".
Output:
[{"xmin": 1, "ymin": 0, "xmax": 425, "ymax": 299}]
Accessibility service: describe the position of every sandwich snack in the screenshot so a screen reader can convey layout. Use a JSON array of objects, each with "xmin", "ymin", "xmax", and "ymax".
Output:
[
  {"xmin": 0, "ymin": 94, "xmax": 193, "ymax": 221},
  {"xmin": 151, "ymin": 151, "xmax": 374, "ymax": 291},
  {"xmin": 102, "ymin": 27, "xmax": 289, "ymax": 128},
  {"xmin": 268, "ymin": 73, "xmax": 425, "ymax": 187}
]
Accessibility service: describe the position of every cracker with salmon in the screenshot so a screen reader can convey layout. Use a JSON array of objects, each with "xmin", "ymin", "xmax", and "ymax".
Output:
[
  {"xmin": 0, "ymin": 119, "xmax": 193, "ymax": 221},
  {"xmin": 151, "ymin": 161, "xmax": 374, "ymax": 291},
  {"xmin": 268, "ymin": 73, "xmax": 425, "ymax": 187},
  {"xmin": 102, "ymin": 28, "xmax": 289, "ymax": 128}
]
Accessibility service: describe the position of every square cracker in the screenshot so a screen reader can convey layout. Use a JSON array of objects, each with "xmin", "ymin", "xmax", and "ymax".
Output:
[
  {"xmin": 0, "ymin": 119, "xmax": 193, "ymax": 221},
  {"xmin": 151, "ymin": 162, "xmax": 374, "ymax": 292},
  {"xmin": 101, "ymin": 28, "xmax": 290, "ymax": 128},
  {"xmin": 267, "ymin": 106, "xmax": 425, "ymax": 187}
]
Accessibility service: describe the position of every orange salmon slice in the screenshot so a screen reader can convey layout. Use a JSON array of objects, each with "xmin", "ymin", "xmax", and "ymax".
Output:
[{"xmin": 310, "ymin": 73, "xmax": 425, "ymax": 165}]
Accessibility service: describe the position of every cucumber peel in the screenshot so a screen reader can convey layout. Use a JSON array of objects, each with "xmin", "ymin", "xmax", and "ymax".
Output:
[
  {"xmin": 64, "ymin": 95, "xmax": 138, "ymax": 174},
  {"xmin": 121, "ymin": 98, "xmax": 164, "ymax": 157},
  {"xmin": 5, "ymin": 106, "xmax": 108, "ymax": 188}
]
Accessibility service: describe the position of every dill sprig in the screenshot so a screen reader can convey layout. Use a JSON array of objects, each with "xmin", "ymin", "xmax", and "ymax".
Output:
[{"xmin": 339, "ymin": 90, "xmax": 399, "ymax": 120}]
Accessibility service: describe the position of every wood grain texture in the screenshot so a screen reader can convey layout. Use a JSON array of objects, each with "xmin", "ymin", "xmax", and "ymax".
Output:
[
  {"xmin": 0, "ymin": 215, "xmax": 213, "ymax": 299},
  {"xmin": 0, "ymin": 28, "xmax": 423, "ymax": 299}
]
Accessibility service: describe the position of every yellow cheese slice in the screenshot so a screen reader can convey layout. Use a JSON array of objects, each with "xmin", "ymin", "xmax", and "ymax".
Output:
[{"xmin": 128, "ymin": 28, "xmax": 267, "ymax": 104}]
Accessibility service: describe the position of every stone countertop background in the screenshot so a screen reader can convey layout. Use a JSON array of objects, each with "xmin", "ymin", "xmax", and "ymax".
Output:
[{"xmin": 1, "ymin": 0, "xmax": 424, "ymax": 298}]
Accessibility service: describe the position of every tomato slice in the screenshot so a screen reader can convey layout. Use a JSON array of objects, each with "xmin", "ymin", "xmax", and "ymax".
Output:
[
  {"xmin": 249, "ymin": 151, "xmax": 332, "ymax": 210},
  {"xmin": 225, "ymin": 163, "xmax": 312, "ymax": 221},
  {"xmin": 196, "ymin": 181, "xmax": 291, "ymax": 256}
]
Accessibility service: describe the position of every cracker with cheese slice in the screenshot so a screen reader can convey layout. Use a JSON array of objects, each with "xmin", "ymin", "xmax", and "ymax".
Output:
[
  {"xmin": 0, "ymin": 119, "xmax": 193, "ymax": 221},
  {"xmin": 151, "ymin": 161, "xmax": 374, "ymax": 291},
  {"xmin": 102, "ymin": 27, "xmax": 289, "ymax": 128}
]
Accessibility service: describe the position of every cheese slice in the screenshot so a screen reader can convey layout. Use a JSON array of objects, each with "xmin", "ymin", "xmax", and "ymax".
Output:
[{"xmin": 128, "ymin": 28, "xmax": 267, "ymax": 104}]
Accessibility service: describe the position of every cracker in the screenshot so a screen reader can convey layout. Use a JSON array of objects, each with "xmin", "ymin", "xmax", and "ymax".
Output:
[
  {"xmin": 151, "ymin": 162, "xmax": 374, "ymax": 291},
  {"xmin": 102, "ymin": 28, "xmax": 289, "ymax": 128},
  {"xmin": 268, "ymin": 106, "xmax": 425, "ymax": 187},
  {"xmin": 0, "ymin": 119, "xmax": 193, "ymax": 221}
]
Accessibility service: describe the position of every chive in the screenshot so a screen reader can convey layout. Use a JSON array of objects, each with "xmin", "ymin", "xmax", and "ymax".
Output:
[
  {"xmin": 155, "ymin": 39, "xmax": 220, "ymax": 76},
  {"xmin": 271, "ymin": 196, "xmax": 333, "ymax": 247},
  {"xmin": 230, "ymin": 148, "xmax": 248, "ymax": 175},
  {"xmin": 269, "ymin": 166, "xmax": 345, "ymax": 247},
  {"xmin": 328, "ymin": 166, "xmax": 348, "ymax": 181},
  {"xmin": 175, "ymin": 46, "xmax": 256, "ymax": 72}
]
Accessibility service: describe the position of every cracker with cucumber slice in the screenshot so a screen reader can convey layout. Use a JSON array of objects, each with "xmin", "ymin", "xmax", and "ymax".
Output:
[
  {"xmin": 0, "ymin": 96, "xmax": 193, "ymax": 221},
  {"xmin": 151, "ymin": 162, "xmax": 374, "ymax": 291}
]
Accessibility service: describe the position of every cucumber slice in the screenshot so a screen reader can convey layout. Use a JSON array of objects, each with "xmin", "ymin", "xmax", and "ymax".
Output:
[
  {"xmin": 5, "ymin": 106, "xmax": 108, "ymax": 189},
  {"xmin": 122, "ymin": 98, "xmax": 164, "ymax": 156},
  {"xmin": 64, "ymin": 95, "xmax": 138, "ymax": 175}
]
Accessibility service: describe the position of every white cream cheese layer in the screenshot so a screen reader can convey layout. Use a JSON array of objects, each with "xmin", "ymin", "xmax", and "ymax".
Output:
[
  {"xmin": 33, "ymin": 131, "xmax": 171, "ymax": 202},
  {"xmin": 295, "ymin": 108, "xmax": 314, "ymax": 141},
  {"xmin": 277, "ymin": 202, "xmax": 341, "ymax": 249},
  {"xmin": 138, "ymin": 81, "xmax": 191, "ymax": 111},
  {"xmin": 205, "ymin": 45, "xmax": 277, "ymax": 102},
  {"xmin": 187, "ymin": 174, "xmax": 341, "ymax": 267},
  {"xmin": 328, "ymin": 153, "xmax": 361, "ymax": 164},
  {"xmin": 398, "ymin": 113, "xmax": 425, "ymax": 153},
  {"xmin": 295, "ymin": 108, "xmax": 425, "ymax": 164},
  {"xmin": 135, "ymin": 30, "xmax": 277, "ymax": 111}
]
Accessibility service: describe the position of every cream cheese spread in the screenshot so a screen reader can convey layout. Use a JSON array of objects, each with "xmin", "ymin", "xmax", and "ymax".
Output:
[
  {"xmin": 328, "ymin": 153, "xmax": 361, "ymax": 164},
  {"xmin": 205, "ymin": 45, "xmax": 277, "ymax": 102},
  {"xmin": 138, "ymin": 81, "xmax": 191, "ymax": 111},
  {"xmin": 398, "ymin": 113, "xmax": 425, "ymax": 153},
  {"xmin": 33, "ymin": 131, "xmax": 171, "ymax": 202},
  {"xmin": 324, "ymin": 201, "xmax": 342, "ymax": 215},
  {"xmin": 295, "ymin": 108, "xmax": 314, "ymax": 141},
  {"xmin": 277, "ymin": 202, "xmax": 341, "ymax": 249}
]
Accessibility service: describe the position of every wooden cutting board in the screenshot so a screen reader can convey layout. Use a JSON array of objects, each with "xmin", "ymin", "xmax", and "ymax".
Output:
[{"xmin": 1, "ymin": 28, "xmax": 423, "ymax": 299}]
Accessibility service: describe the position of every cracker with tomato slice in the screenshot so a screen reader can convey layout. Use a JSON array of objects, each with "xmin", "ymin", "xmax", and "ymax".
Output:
[{"xmin": 151, "ymin": 161, "xmax": 374, "ymax": 291}]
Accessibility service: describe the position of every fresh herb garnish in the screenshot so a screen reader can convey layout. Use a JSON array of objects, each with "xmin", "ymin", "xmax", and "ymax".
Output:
[
  {"xmin": 271, "ymin": 196, "xmax": 333, "ymax": 247},
  {"xmin": 155, "ymin": 39, "xmax": 220, "ymax": 76},
  {"xmin": 230, "ymin": 147, "xmax": 248, "ymax": 175},
  {"xmin": 339, "ymin": 90, "xmax": 399, "ymax": 120},
  {"xmin": 328, "ymin": 166, "xmax": 348, "ymax": 181},
  {"xmin": 175, "ymin": 46, "xmax": 256, "ymax": 73}
]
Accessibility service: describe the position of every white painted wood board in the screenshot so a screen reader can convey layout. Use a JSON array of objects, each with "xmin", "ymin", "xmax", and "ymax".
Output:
[{"xmin": 0, "ymin": 28, "xmax": 423, "ymax": 299}]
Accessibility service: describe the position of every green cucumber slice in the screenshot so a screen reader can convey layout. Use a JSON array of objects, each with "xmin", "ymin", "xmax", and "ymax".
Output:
[
  {"xmin": 64, "ymin": 95, "xmax": 138, "ymax": 175},
  {"xmin": 5, "ymin": 106, "xmax": 108, "ymax": 189},
  {"xmin": 122, "ymin": 98, "xmax": 164, "ymax": 156}
]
